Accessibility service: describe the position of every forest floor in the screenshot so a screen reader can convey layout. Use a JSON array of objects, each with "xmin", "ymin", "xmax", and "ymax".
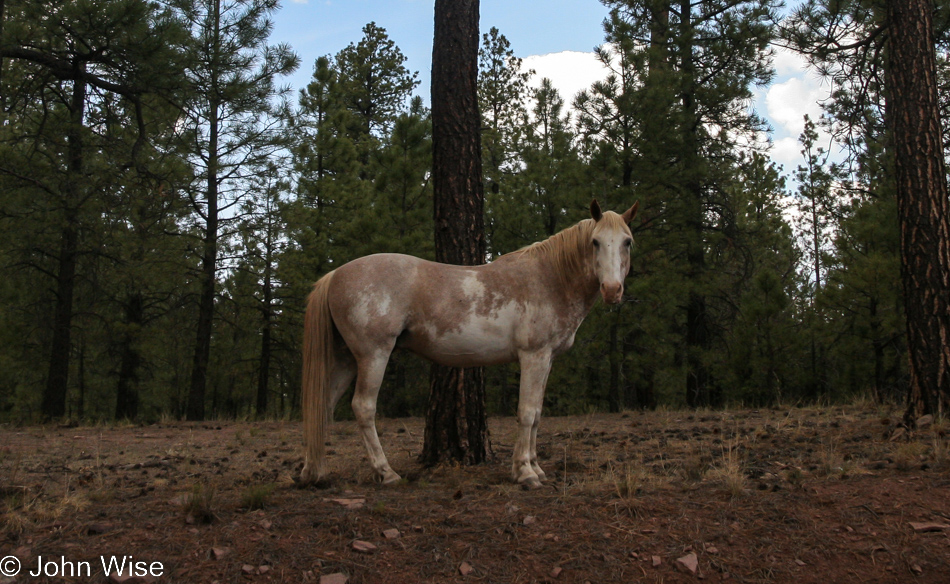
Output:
[{"xmin": 2, "ymin": 404, "xmax": 950, "ymax": 584}]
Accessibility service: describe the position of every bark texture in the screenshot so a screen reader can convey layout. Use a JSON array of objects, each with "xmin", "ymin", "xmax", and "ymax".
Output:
[
  {"xmin": 885, "ymin": 0, "xmax": 950, "ymax": 423},
  {"xmin": 422, "ymin": 0, "xmax": 491, "ymax": 466}
]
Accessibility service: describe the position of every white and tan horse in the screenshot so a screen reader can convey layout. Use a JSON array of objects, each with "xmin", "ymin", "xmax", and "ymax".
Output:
[{"xmin": 300, "ymin": 200, "xmax": 639, "ymax": 488}]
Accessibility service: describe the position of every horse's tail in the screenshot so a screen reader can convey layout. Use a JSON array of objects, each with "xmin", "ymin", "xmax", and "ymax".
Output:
[{"xmin": 300, "ymin": 271, "xmax": 337, "ymax": 485}]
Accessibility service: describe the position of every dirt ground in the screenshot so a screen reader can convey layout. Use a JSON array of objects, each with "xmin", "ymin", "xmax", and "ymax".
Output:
[{"xmin": 2, "ymin": 404, "xmax": 949, "ymax": 584}]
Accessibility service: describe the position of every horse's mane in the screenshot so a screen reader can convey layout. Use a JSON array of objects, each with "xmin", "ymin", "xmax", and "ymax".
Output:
[{"xmin": 496, "ymin": 212, "xmax": 629, "ymax": 283}]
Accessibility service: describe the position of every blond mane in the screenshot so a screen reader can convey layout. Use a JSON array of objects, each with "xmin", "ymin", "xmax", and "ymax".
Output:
[{"xmin": 497, "ymin": 212, "xmax": 630, "ymax": 284}]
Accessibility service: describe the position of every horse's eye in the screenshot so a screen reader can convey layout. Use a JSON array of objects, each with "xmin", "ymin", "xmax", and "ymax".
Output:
[
  {"xmin": 624, "ymin": 238, "xmax": 632, "ymax": 248},
  {"xmin": 592, "ymin": 239, "xmax": 600, "ymax": 249}
]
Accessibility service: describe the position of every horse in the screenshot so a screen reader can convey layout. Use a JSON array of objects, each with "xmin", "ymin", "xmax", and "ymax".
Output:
[{"xmin": 299, "ymin": 199, "xmax": 639, "ymax": 489}]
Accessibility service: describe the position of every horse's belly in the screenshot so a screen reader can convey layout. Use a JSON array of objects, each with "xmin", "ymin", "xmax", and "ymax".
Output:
[{"xmin": 399, "ymin": 317, "xmax": 519, "ymax": 368}]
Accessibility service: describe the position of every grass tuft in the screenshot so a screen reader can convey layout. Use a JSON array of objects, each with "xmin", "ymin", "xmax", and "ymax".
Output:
[
  {"xmin": 707, "ymin": 440, "xmax": 746, "ymax": 498},
  {"xmin": 182, "ymin": 482, "xmax": 217, "ymax": 524},
  {"xmin": 240, "ymin": 483, "xmax": 275, "ymax": 510}
]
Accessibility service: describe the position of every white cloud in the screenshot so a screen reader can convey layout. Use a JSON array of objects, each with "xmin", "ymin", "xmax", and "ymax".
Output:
[
  {"xmin": 522, "ymin": 50, "xmax": 610, "ymax": 105},
  {"xmin": 771, "ymin": 136, "xmax": 804, "ymax": 174},
  {"xmin": 520, "ymin": 46, "xmax": 845, "ymax": 184},
  {"xmin": 765, "ymin": 77, "xmax": 825, "ymax": 137},
  {"xmin": 773, "ymin": 46, "xmax": 810, "ymax": 78}
]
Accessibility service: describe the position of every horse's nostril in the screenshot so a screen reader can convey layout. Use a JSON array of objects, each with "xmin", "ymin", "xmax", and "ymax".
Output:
[{"xmin": 600, "ymin": 282, "xmax": 623, "ymax": 302}]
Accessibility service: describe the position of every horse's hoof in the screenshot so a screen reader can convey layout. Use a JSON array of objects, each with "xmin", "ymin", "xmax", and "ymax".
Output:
[
  {"xmin": 380, "ymin": 472, "xmax": 402, "ymax": 485},
  {"xmin": 298, "ymin": 465, "xmax": 324, "ymax": 487},
  {"xmin": 520, "ymin": 476, "xmax": 543, "ymax": 490},
  {"xmin": 297, "ymin": 472, "xmax": 331, "ymax": 489}
]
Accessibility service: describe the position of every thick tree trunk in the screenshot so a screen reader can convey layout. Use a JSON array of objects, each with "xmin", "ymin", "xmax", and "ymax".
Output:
[
  {"xmin": 885, "ymin": 0, "xmax": 950, "ymax": 424},
  {"xmin": 42, "ymin": 69, "xmax": 86, "ymax": 421},
  {"xmin": 422, "ymin": 0, "xmax": 491, "ymax": 467}
]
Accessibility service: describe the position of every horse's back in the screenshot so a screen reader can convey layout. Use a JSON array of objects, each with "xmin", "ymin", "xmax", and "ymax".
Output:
[{"xmin": 326, "ymin": 254, "xmax": 425, "ymax": 342}]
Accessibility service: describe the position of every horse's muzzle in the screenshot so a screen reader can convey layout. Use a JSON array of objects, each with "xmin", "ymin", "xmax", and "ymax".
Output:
[{"xmin": 601, "ymin": 282, "xmax": 623, "ymax": 305}]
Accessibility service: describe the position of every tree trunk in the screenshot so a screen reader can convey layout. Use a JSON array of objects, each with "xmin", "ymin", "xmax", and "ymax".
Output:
[
  {"xmin": 886, "ymin": 0, "xmax": 950, "ymax": 424},
  {"xmin": 187, "ymin": 126, "xmax": 219, "ymax": 421},
  {"xmin": 608, "ymin": 319, "xmax": 622, "ymax": 412},
  {"xmin": 421, "ymin": 0, "xmax": 491, "ymax": 467},
  {"xmin": 41, "ymin": 67, "xmax": 86, "ymax": 421},
  {"xmin": 115, "ymin": 292, "xmax": 144, "ymax": 420},
  {"xmin": 677, "ymin": 0, "xmax": 716, "ymax": 408},
  {"xmin": 187, "ymin": 0, "xmax": 222, "ymax": 422},
  {"xmin": 256, "ymin": 259, "xmax": 273, "ymax": 418}
]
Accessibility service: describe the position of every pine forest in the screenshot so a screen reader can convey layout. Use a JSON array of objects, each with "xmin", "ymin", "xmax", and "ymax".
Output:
[{"xmin": 1, "ymin": 0, "xmax": 947, "ymax": 424}]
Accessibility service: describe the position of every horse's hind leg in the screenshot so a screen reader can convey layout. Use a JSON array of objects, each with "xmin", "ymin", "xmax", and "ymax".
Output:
[
  {"xmin": 352, "ymin": 348, "xmax": 401, "ymax": 484},
  {"xmin": 328, "ymin": 346, "xmax": 357, "ymax": 413}
]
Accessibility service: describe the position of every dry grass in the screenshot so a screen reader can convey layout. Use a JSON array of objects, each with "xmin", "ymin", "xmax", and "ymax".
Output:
[
  {"xmin": 707, "ymin": 439, "xmax": 746, "ymax": 498},
  {"xmin": 182, "ymin": 482, "xmax": 217, "ymax": 524},
  {"xmin": 1, "ymin": 406, "xmax": 949, "ymax": 584}
]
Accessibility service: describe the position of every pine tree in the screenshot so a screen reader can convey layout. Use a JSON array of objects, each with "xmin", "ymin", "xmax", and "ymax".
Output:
[
  {"xmin": 423, "ymin": 0, "xmax": 491, "ymax": 467},
  {"xmin": 478, "ymin": 27, "xmax": 532, "ymax": 202},
  {"xmin": 0, "ymin": 0, "xmax": 187, "ymax": 420},
  {"xmin": 783, "ymin": 0, "xmax": 950, "ymax": 420},
  {"xmin": 176, "ymin": 0, "xmax": 298, "ymax": 420},
  {"xmin": 886, "ymin": 0, "xmax": 950, "ymax": 420},
  {"xmin": 588, "ymin": 0, "xmax": 777, "ymax": 407}
]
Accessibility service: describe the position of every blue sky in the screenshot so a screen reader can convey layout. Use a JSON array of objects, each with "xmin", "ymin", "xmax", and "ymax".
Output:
[
  {"xmin": 272, "ymin": 0, "xmax": 610, "ymax": 100},
  {"xmin": 271, "ymin": 0, "xmax": 834, "ymax": 180}
]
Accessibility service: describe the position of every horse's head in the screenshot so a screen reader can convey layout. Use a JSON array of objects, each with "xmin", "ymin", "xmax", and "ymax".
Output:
[{"xmin": 590, "ymin": 199, "xmax": 639, "ymax": 305}]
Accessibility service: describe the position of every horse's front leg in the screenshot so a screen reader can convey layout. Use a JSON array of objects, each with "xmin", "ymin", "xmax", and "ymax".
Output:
[{"xmin": 513, "ymin": 350, "xmax": 552, "ymax": 489}]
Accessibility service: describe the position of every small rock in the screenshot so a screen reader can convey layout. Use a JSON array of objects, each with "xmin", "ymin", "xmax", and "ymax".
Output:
[
  {"xmin": 459, "ymin": 562, "xmax": 474, "ymax": 576},
  {"xmin": 550, "ymin": 566, "xmax": 563, "ymax": 578},
  {"xmin": 260, "ymin": 519, "xmax": 273, "ymax": 530},
  {"xmin": 326, "ymin": 498, "xmax": 365, "ymax": 510},
  {"xmin": 917, "ymin": 415, "xmax": 934, "ymax": 429},
  {"xmin": 210, "ymin": 547, "xmax": 230, "ymax": 560},
  {"xmin": 319, "ymin": 574, "xmax": 348, "ymax": 584},
  {"xmin": 795, "ymin": 559, "xmax": 806, "ymax": 566},
  {"xmin": 383, "ymin": 528, "xmax": 401, "ymax": 539},
  {"xmin": 241, "ymin": 565, "xmax": 257, "ymax": 575},
  {"xmin": 523, "ymin": 515, "xmax": 537, "ymax": 526},
  {"xmin": 258, "ymin": 565, "xmax": 270, "ymax": 574},
  {"xmin": 652, "ymin": 556, "xmax": 662, "ymax": 567},
  {"xmin": 676, "ymin": 552, "xmax": 698, "ymax": 575},
  {"xmin": 86, "ymin": 523, "xmax": 113, "ymax": 535},
  {"xmin": 910, "ymin": 521, "xmax": 949, "ymax": 532},
  {"xmin": 705, "ymin": 545, "xmax": 719, "ymax": 554},
  {"xmin": 351, "ymin": 540, "xmax": 377, "ymax": 554}
]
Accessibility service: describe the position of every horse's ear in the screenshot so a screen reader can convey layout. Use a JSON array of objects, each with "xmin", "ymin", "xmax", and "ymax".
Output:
[
  {"xmin": 621, "ymin": 201, "xmax": 640, "ymax": 225},
  {"xmin": 590, "ymin": 199, "xmax": 603, "ymax": 222}
]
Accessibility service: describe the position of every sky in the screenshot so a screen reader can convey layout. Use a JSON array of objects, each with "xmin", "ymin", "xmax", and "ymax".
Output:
[{"xmin": 271, "ymin": 0, "xmax": 837, "ymax": 185}]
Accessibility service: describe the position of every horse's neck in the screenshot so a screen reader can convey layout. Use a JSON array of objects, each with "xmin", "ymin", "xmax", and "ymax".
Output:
[{"xmin": 536, "ymin": 237, "xmax": 600, "ymax": 312}]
